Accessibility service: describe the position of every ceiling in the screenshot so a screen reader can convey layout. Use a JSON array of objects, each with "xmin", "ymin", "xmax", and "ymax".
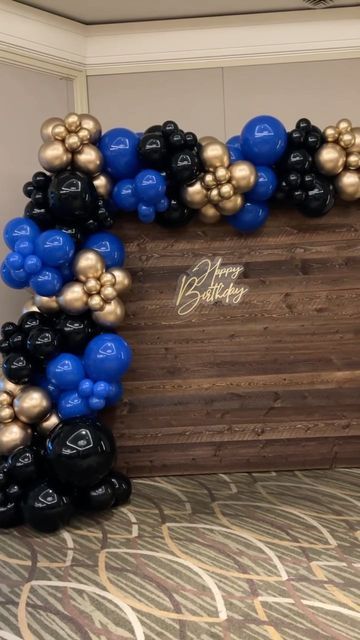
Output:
[{"xmin": 14, "ymin": 0, "xmax": 360, "ymax": 25}]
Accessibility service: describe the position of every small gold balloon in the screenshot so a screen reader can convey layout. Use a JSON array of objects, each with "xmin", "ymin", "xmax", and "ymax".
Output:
[
  {"xmin": 65, "ymin": 133, "xmax": 81, "ymax": 152},
  {"xmin": 58, "ymin": 282, "xmax": 89, "ymax": 314},
  {"xmin": 209, "ymin": 187, "xmax": 221, "ymax": 204},
  {"xmin": 100, "ymin": 286, "xmax": 117, "ymax": 302},
  {"xmin": 349, "ymin": 127, "xmax": 360, "ymax": 153},
  {"xmin": 37, "ymin": 411, "xmax": 60, "ymax": 437},
  {"xmin": 182, "ymin": 181, "xmax": 208, "ymax": 209},
  {"xmin": 34, "ymin": 294, "xmax": 60, "ymax": 314},
  {"xmin": 100, "ymin": 272, "xmax": 116, "ymax": 287},
  {"xmin": 339, "ymin": 131, "xmax": 355, "ymax": 149},
  {"xmin": 346, "ymin": 152, "xmax": 360, "ymax": 170},
  {"xmin": 229, "ymin": 161, "xmax": 257, "ymax": 193},
  {"xmin": 79, "ymin": 114, "xmax": 102, "ymax": 143},
  {"xmin": 39, "ymin": 141, "xmax": 72, "ymax": 172},
  {"xmin": 109, "ymin": 268, "xmax": 132, "ymax": 295},
  {"xmin": 92, "ymin": 173, "xmax": 112, "ymax": 199},
  {"xmin": 219, "ymin": 183, "xmax": 234, "ymax": 200},
  {"xmin": 199, "ymin": 204, "xmax": 221, "ymax": 224},
  {"xmin": 92, "ymin": 298, "xmax": 125, "ymax": 329},
  {"xmin": 64, "ymin": 112, "xmax": 81, "ymax": 132},
  {"xmin": 315, "ymin": 143, "xmax": 346, "ymax": 176},
  {"xmin": 215, "ymin": 166, "xmax": 230, "ymax": 184},
  {"xmin": 200, "ymin": 141, "xmax": 229, "ymax": 170},
  {"xmin": 52, "ymin": 123, "xmax": 67, "ymax": 141},
  {"xmin": 88, "ymin": 294, "xmax": 105, "ymax": 312},
  {"xmin": 77, "ymin": 127, "xmax": 91, "ymax": 144},
  {"xmin": 217, "ymin": 193, "xmax": 244, "ymax": 216},
  {"xmin": 0, "ymin": 421, "xmax": 32, "ymax": 456},
  {"xmin": 323, "ymin": 126, "xmax": 339, "ymax": 143},
  {"xmin": 336, "ymin": 118, "xmax": 352, "ymax": 133},
  {"xmin": 199, "ymin": 136, "xmax": 219, "ymax": 145},
  {"xmin": 202, "ymin": 173, "xmax": 217, "ymax": 189},
  {"xmin": 40, "ymin": 117, "xmax": 63, "ymax": 142},
  {"xmin": 13, "ymin": 386, "xmax": 51, "ymax": 424},
  {"xmin": 84, "ymin": 277, "xmax": 101, "ymax": 295},
  {"xmin": 335, "ymin": 170, "xmax": 360, "ymax": 201},
  {"xmin": 0, "ymin": 391, "xmax": 12, "ymax": 407},
  {"xmin": 73, "ymin": 249, "xmax": 104, "ymax": 282},
  {"xmin": 73, "ymin": 144, "xmax": 103, "ymax": 176},
  {"xmin": 0, "ymin": 405, "xmax": 15, "ymax": 423},
  {"xmin": 22, "ymin": 298, "xmax": 40, "ymax": 314},
  {"xmin": 0, "ymin": 377, "xmax": 22, "ymax": 397}
]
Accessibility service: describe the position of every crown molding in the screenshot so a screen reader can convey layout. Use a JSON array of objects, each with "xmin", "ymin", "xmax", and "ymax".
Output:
[{"xmin": 0, "ymin": 1, "xmax": 360, "ymax": 77}]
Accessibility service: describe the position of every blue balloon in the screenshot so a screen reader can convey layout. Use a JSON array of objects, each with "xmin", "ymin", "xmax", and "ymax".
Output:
[
  {"xmin": 88, "ymin": 396, "xmax": 106, "ymax": 411},
  {"xmin": 78, "ymin": 379, "xmax": 94, "ymax": 398},
  {"xmin": 241, "ymin": 115, "xmax": 287, "ymax": 165},
  {"xmin": 134, "ymin": 170, "xmax": 166, "ymax": 205},
  {"xmin": 58, "ymin": 391, "xmax": 90, "ymax": 420},
  {"xmin": 112, "ymin": 179, "xmax": 138, "ymax": 212},
  {"xmin": 83, "ymin": 333, "xmax": 132, "ymax": 382},
  {"xmin": 4, "ymin": 218, "xmax": 40, "ymax": 250},
  {"xmin": 47, "ymin": 353, "xmax": 85, "ymax": 390},
  {"xmin": 93, "ymin": 381, "xmax": 110, "ymax": 398},
  {"xmin": 1, "ymin": 261, "xmax": 28, "ymax": 289},
  {"xmin": 226, "ymin": 135, "xmax": 244, "ymax": 162},
  {"xmin": 35, "ymin": 230, "xmax": 75, "ymax": 267},
  {"xmin": 138, "ymin": 203, "xmax": 156, "ymax": 223},
  {"xmin": 30, "ymin": 267, "xmax": 63, "ymax": 296},
  {"xmin": 24, "ymin": 255, "xmax": 42, "ymax": 275},
  {"xmin": 84, "ymin": 232, "xmax": 125, "ymax": 268},
  {"xmin": 247, "ymin": 166, "xmax": 277, "ymax": 202},
  {"xmin": 107, "ymin": 382, "xmax": 123, "ymax": 405},
  {"xmin": 99, "ymin": 128, "xmax": 140, "ymax": 181},
  {"xmin": 5, "ymin": 252, "xmax": 23, "ymax": 271},
  {"xmin": 14, "ymin": 239, "xmax": 34, "ymax": 256},
  {"xmin": 228, "ymin": 201, "xmax": 269, "ymax": 233},
  {"xmin": 37, "ymin": 376, "xmax": 61, "ymax": 402}
]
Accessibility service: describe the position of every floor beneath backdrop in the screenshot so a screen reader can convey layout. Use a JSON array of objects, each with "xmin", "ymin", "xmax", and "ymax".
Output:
[{"xmin": 0, "ymin": 469, "xmax": 359, "ymax": 640}]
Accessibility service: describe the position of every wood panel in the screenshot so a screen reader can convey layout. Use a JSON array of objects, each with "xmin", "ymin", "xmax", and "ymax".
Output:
[{"xmin": 104, "ymin": 201, "xmax": 360, "ymax": 476}]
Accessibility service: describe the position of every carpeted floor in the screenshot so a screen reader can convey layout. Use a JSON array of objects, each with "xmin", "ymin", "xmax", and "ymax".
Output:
[{"xmin": 0, "ymin": 468, "xmax": 359, "ymax": 639}]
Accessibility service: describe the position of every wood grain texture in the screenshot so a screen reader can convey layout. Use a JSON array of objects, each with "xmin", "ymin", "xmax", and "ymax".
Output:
[{"xmin": 104, "ymin": 201, "xmax": 360, "ymax": 476}]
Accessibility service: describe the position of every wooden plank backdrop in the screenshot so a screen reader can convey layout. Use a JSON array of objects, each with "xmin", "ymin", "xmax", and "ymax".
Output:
[{"xmin": 104, "ymin": 201, "xmax": 360, "ymax": 477}]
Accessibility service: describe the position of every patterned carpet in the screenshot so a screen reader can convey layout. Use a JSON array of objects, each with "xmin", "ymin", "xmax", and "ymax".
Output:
[{"xmin": 0, "ymin": 469, "xmax": 359, "ymax": 640}]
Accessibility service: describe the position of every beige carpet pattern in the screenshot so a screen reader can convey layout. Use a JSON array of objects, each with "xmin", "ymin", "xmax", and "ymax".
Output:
[{"xmin": 0, "ymin": 469, "xmax": 359, "ymax": 639}]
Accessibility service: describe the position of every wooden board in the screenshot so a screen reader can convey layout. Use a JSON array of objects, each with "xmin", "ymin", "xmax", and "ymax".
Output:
[{"xmin": 104, "ymin": 201, "xmax": 360, "ymax": 476}]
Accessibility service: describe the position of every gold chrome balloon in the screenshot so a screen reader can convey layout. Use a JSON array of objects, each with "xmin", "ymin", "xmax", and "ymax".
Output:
[
  {"xmin": 73, "ymin": 144, "xmax": 103, "ymax": 176},
  {"xmin": 58, "ymin": 281, "xmax": 89, "ymax": 315},
  {"xmin": 34, "ymin": 294, "xmax": 60, "ymax": 314},
  {"xmin": 229, "ymin": 161, "xmax": 257, "ymax": 192},
  {"xmin": 217, "ymin": 194, "xmax": 244, "ymax": 216},
  {"xmin": 40, "ymin": 116, "xmax": 64, "ymax": 142},
  {"xmin": 79, "ymin": 114, "xmax": 102, "ymax": 143},
  {"xmin": 38, "ymin": 140, "xmax": 71, "ymax": 172},
  {"xmin": 92, "ymin": 173, "xmax": 112, "ymax": 199},
  {"xmin": 92, "ymin": 298, "xmax": 126, "ymax": 329},
  {"xmin": 335, "ymin": 170, "xmax": 360, "ymax": 201},
  {"xmin": 181, "ymin": 181, "xmax": 208, "ymax": 209},
  {"xmin": 336, "ymin": 118, "xmax": 352, "ymax": 133},
  {"xmin": 0, "ymin": 421, "xmax": 32, "ymax": 456},
  {"xmin": 109, "ymin": 268, "xmax": 132, "ymax": 295},
  {"xmin": 349, "ymin": 127, "xmax": 360, "ymax": 153},
  {"xmin": 73, "ymin": 249, "xmax": 104, "ymax": 282},
  {"xmin": 323, "ymin": 125, "xmax": 339, "ymax": 143},
  {"xmin": 64, "ymin": 112, "xmax": 81, "ymax": 132},
  {"xmin": 199, "ymin": 204, "xmax": 221, "ymax": 224},
  {"xmin": 315, "ymin": 143, "xmax": 346, "ymax": 176},
  {"xmin": 13, "ymin": 387, "xmax": 52, "ymax": 425},
  {"xmin": 200, "ymin": 140, "xmax": 229, "ymax": 170},
  {"xmin": 319, "ymin": 119, "xmax": 360, "ymax": 201}
]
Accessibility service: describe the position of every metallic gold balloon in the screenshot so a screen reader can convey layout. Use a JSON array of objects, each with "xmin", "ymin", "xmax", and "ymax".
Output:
[
  {"xmin": 37, "ymin": 411, "xmax": 60, "ymax": 437},
  {"xmin": 22, "ymin": 298, "xmax": 40, "ymax": 314},
  {"xmin": 315, "ymin": 143, "xmax": 346, "ymax": 176},
  {"xmin": 79, "ymin": 114, "xmax": 102, "ymax": 143},
  {"xmin": 219, "ymin": 183, "xmax": 234, "ymax": 199},
  {"xmin": 335, "ymin": 170, "xmax": 360, "ymax": 201},
  {"xmin": 339, "ymin": 131, "xmax": 355, "ymax": 149},
  {"xmin": 0, "ymin": 421, "xmax": 32, "ymax": 456},
  {"xmin": 40, "ymin": 117, "xmax": 63, "ymax": 142},
  {"xmin": 0, "ymin": 391, "xmax": 12, "ymax": 407},
  {"xmin": 101, "ymin": 286, "xmax": 117, "ymax": 302},
  {"xmin": 349, "ymin": 127, "xmax": 360, "ymax": 153},
  {"xmin": 199, "ymin": 136, "xmax": 219, "ymax": 145},
  {"xmin": 39, "ymin": 140, "xmax": 71, "ymax": 172},
  {"xmin": 73, "ymin": 144, "xmax": 103, "ymax": 175},
  {"xmin": 323, "ymin": 126, "xmax": 339, "ymax": 143},
  {"xmin": 88, "ymin": 294, "xmax": 105, "ymax": 312},
  {"xmin": 200, "ymin": 141, "xmax": 229, "ymax": 170},
  {"xmin": 13, "ymin": 386, "xmax": 51, "ymax": 424},
  {"xmin": 217, "ymin": 193, "xmax": 244, "ymax": 216},
  {"xmin": 65, "ymin": 133, "xmax": 81, "ymax": 152},
  {"xmin": 34, "ymin": 294, "xmax": 60, "ymax": 314},
  {"xmin": 229, "ymin": 161, "xmax": 257, "ymax": 192},
  {"xmin": 84, "ymin": 277, "xmax": 101, "ymax": 295},
  {"xmin": 0, "ymin": 376, "xmax": 22, "ymax": 397},
  {"xmin": 199, "ymin": 204, "xmax": 221, "ymax": 224},
  {"xmin": 92, "ymin": 298, "xmax": 125, "ymax": 329},
  {"xmin": 336, "ymin": 118, "xmax": 352, "ymax": 133},
  {"xmin": 346, "ymin": 152, "xmax": 360, "ymax": 170},
  {"xmin": 58, "ymin": 282, "xmax": 89, "ymax": 314},
  {"xmin": 215, "ymin": 166, "xmax": 230, "ymax": 184},
  {"xmin": 209, "ymin": 187, "xmax": 221, "ymax": 204},
  {"xmin": 203, "ymin": 173, "xmax": 217, "ymax": 189},
  {"xmin": 0, "ymin": 405, "xmax": 15, "ymax": 423},
  {"xmin": 77, "ymin": 127, "xmax": 91, "ymax": 144},
  {"xmin": 100, "ymin": 272, "xmax": 116, "ymax": 287},
  {"xmin": 64, "ymin": 112, "xmax": 81, "ymax": 133},
  {"xmin": 73, "ymin": 249, "xmax": 104, "ymax": 282},
  {"xmin": 182, "ymin": 181, "xmax": 208, "ymax": 209},
  {"xmin": 92, "ymin": 173, "xmax": 112, "ymax": 199},
  {"xmin": 52, "ymin": 123, "xmax": 67, "ymax": 140},
  {"xmin": 109, "ymin": 268, "xmax": 132, "ymax": 295}
]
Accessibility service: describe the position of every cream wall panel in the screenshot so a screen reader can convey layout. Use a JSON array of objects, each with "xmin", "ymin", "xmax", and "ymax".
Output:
[
  {"xmin": 224, "ymin": 59, "xmax": 360, "ymax": 136},
  {"xmin": 0, "ymin": 63, "xmax": 74, "ymax": 323},
  {"xmin": 88, "ymin": 69, "xmax": 225, "ymax": 139}
]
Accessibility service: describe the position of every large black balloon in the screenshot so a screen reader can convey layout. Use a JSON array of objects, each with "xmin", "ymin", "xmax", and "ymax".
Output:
[
  {"xmin": 108, "ymin": 471, "xmax": 132, "ymax": 506},
  {"xmin": 74, "ymin": 479, "xmax": 115, "ymax": 511},
  {"xmin": 26, "ymin": 326, "xmax": 61, "ymax": 360},
  {"xmin": 2, "ymin": 352, "xmax": 33, "ymax": 384},
  {"xmin": 55, "ymin": 312, "xmax": 99, "ymax": 353},
  {"xmin": 156, "ymin": 198, "xmax": 194, "ymax": 228},
  {"xmin": 23, "ymin": 482, "xmax": 72, "ymax": 532},
  {"xmin": 48, "ymin": 170, "xmax": 98, "ymax": 224},
  {"xmin": 46, "ymin": 417, "xmax": 116, "ymax": 488},
  {"xmin": 298, "ymin": 175, "xmax": 335, "ymax": 217},
  {"xmin": 19, "ymin": 311, "xmax": 50, "ymax": 334},
  {"xmin": 8, "ymin": 446, "xmax": 39, "ymax": 485}
]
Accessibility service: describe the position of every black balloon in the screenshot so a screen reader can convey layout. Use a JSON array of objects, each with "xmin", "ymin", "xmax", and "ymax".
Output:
[
  {"xmin": 0, "ymin": 463, "xmax": 8, "ymax": 489},
  {"xmin": 26, "ymin": 326, "xmax": 61, "ymax": 360},
  {"xmin": 108, "ymin": 471, "xmax": 132, "ymax": 506},
  {"xmin": 2, "ymin": 352, "xmax": 33, "ymax": 384},
  {"xmin": 298, "ymin": 175, "xmax": 335, "ymax": 218},
  {"xmin": 55, "ymin": 312, "xmax": 99, "ymax": 353},
  {"xmin": 8, "ymin": 446, "xmax": 39, "ymax": 484},
  {"xmin": 19, "ymin": 311, "xmax": 50, "ymax": 334},
  {"xmin": 0, "ymin": 500, "xmax": 22, "ymax": 528},
  {"xmin": 48, "ymin": 170, "xmax": 99, "ymax": 224},
  {"xmin": 74, "ymin": 479, "xmax": 115, "ymax": 511},
  {"xmin": 23, "ymin": 482, "xmax": 72, "ymax": 532},
  {"xmin": 156, "ymin": 198, "xmax": 194, "ymax": 228},
  {"xmin": 46, "ymin": 417, "xmax": 116, "ymax": 488},
  {"xmin": 6, "ymin": 483, "xmax": 22, "ymax": 503}
]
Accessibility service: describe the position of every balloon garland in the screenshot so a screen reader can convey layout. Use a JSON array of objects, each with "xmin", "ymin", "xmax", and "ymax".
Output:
[{"xmin": 0, "ymin": 111, "xmax": 358, "ymax": 532}]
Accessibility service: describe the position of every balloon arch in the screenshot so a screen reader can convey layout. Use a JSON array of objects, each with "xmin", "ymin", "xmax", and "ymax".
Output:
[{"xmin": 0, "ymin": 113, "xmax": 359, "ymax": 532}]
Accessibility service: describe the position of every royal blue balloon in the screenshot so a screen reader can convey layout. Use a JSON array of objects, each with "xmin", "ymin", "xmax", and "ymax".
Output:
[
  {"xmin": 241, "ymin": 115, "xmax": 287, "ymax": 165},
  {"xmin": 1, "ymin": 261, "xmax": 27, "ymax": 289},
  {"xmin": 59, "ymin": 263, "xmax": 73, "ymax": 283},
  {"xmin": 134, "ymin": 170, "xmax": 166, "ymax": 205},
  {"xmin": 30, "ymin": 267, "xmax": 63, "ymax": 296},
  {"xmin": 228, "ymin": 201, "xmax": 269, "ymax": 233},
  {"xmin": 58, "ymin": 391, "xmax": 90, "ymax": 420},
  {"xmin": 5, "ymin": 252, "xmax": 23, "ymax": 271},
  {"xmin": 47, "ymin": 353, "xmax": 85, "ymax": 390},
  {"xmin": 35, "ymin": 230, "xmax": 75, "ymax": 267},
  {"xmin": 226, "ymin": 135, "xmax": 244, "ymax": 162},
  {"xmin": 138, "ymin": 203, "xmax": 156, "ymax": 223},
  {"xmin": 83, "ymin": 334, "xmax": 132, "ymax": 382},
  {"xmin": 99, "ymin": 128, "xmax": 140, "ymax": 181},
  {"xmin": 14, "ymin": 239, "xmax": 34, "ymax": 256},
  {"xmin": 37, "ymin": 376, "xmax": 60, "ymax": 402},
  {"xmin": 84, "ymin": 232, "xmax": 125, "ymax": 268},
  {"xmin": 247, "ymin": 166, "xmax": 278, "ymax": 202},
  {"xmin": 112, "ymin": 179, "xmax": 137, "ymax": 212},
  {"xmin": 24, "ymin": 255, "xmax": 42, "ymax": 275},
  {"xmin": 4, "ymin": 218, "xmax": 40, "ymax": 250},
  {"xmin": 78, "ymin": 379, "xmax": 94, "ymax": 398},
  {"xmin": 107, "ymin": 382, "xmax": 123, "ymax": 405},
  {"xmin": 93, "ymin": 381, "xmax": 110, "ymax": 398},
  {"xmin": 88, "ymin": 396, "xmax": 106, "ymax": 411}
]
